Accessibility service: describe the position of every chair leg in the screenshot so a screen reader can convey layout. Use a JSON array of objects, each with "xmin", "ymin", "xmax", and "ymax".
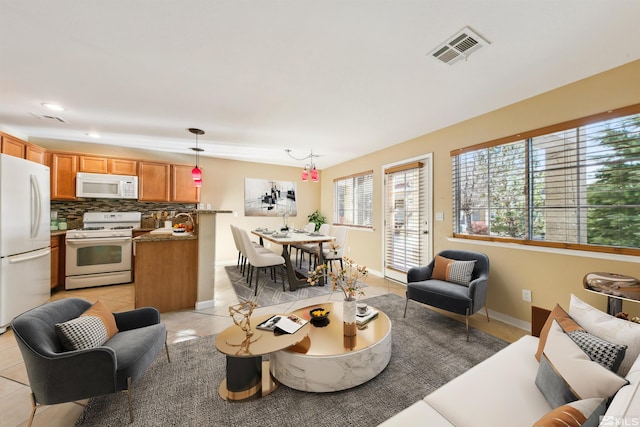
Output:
[
  {"xmin": 403, "ymin": 296, "xmax": 409, "ymax": 318},
  {"xmin": 27, "ymin": 392, "xmax": 39, "ymax": 427},
  {"xmin": 485, "ymin": 305, "xmax": 490, "ymax": 323},
  {"xmin": 254, "ymin": 268, "xmax": 260, "ymax": 296},
  {"xmin": 280, "ymin": 265, "xmax": 286, "ymax": 291},
  {"xmin": 127, "ymin": 377, "xmax": 134, "ymax": 423},
  {"xmin": 165, "ymin": 331, "xmax": 171, "ymax": 363},
  {"xmin": 465, "ymin": 308, "xmax": 470, "ymax": 342}
]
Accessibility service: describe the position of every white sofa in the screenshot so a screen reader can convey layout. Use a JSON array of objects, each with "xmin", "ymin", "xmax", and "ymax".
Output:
[{"xmin": 380, "ymin": 311, "xmax": 640, "ymax": 426}]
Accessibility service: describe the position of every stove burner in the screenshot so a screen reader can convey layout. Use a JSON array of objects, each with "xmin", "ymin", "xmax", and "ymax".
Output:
[
  {"xmin": 111, "ymin": 226, "xmax": 134, "ymax": 230},
  {"xmin": 81, "ymin": 227, "xmax": 104, "ymax": 231}
]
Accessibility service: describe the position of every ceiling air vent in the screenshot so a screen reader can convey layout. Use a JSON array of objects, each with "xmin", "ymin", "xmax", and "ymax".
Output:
[
  {"xmin": 430, "ymin": 26, "xmax": 490, "ymax": 65},
  {"xmin": 29, "ymin": 112, "xmax": 68, "ymax": 123}
]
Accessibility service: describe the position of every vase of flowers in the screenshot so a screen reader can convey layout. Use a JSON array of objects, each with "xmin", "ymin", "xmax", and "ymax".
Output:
[{"xmin": 307, "ymin": 256, "xmax": 368, "ymax": 336}]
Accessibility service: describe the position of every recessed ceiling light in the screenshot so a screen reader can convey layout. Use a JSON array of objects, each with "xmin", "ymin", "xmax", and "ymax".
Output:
[
  {"xmin": 42, "ymin": 103, "xmax": 66, "ymax": 112},
  {"xmin": 86, "ymin": 132, "xmax": 101, "ymax": 138}
]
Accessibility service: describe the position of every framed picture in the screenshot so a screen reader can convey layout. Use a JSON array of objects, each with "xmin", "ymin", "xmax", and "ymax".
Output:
[{"xmin": 244, "ymin": 178, "xmax": 297, "ymax": 217}]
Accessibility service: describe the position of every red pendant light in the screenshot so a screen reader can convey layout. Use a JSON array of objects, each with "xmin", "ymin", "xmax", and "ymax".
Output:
[
  {"xmin": 189, "ymin": 128, "xmax": 205, "ymax": 186},
  {"xmin": 286, "ymin": 149, "xmax": 320, "ymax": 183}
]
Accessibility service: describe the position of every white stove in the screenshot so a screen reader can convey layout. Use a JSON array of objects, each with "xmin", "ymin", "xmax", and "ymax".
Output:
[
  {"xmin": 65, "ymin": 212, "xmax": 141, "ymax": 289},
  {"xmin": 66, "ymin": 212, "xmax": 142, "ymax": 239}
]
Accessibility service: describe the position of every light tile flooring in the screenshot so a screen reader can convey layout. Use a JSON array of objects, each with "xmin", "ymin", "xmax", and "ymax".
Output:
[{"xmin": 0, "ymin": 265, "xmax": 527, "ymax": 426}]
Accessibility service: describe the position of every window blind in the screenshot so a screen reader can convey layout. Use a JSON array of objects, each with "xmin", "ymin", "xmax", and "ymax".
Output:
[{"xmin": 451, "ymin": 104, "xmax": 640, "ymax": 255}]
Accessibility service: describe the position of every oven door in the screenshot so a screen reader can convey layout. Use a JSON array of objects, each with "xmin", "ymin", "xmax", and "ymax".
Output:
[{"xmin": 65, "ymin": 237, "xmax": 132, "ymax": 289}]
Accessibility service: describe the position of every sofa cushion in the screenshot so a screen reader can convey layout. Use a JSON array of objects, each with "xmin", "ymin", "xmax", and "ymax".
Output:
[
  {"xmin": 424, "ymin": 335, "xmax": 553, "ymax": 426},
  {"xmin": 532, "ymin": 398, "xmax": 607, "ymax": 427},
  {"xmin": 570, "ymin": 294, "xmax": 640, "ymax": 376},
  {"xmin": 55, "ymin": 315, "xmax": 109, "ymax": 350},
  {"xmin": 80, "ymin": 300, "xmax": 118, "ymax": 339},
  {"xmin": 378, "ymin": 401, "xmax": 454, "ymax": 427},
  {"xmin": 535, "ymin": 320, "xmax": 628, "ymax": 408},
  {"xmin": 104, "ymin": 323, "xmax": 166, "ymax": 389},
  {"xmin": 431, "ymin": 255, "xmax": 476, "ymax": 286},
  {"xmin": 535, "ymin": 304, "xmax": 584, "ymax": 362},
  {"xmin": 566, "ymin": 330, "xmax": 627, "ymax": 372}
]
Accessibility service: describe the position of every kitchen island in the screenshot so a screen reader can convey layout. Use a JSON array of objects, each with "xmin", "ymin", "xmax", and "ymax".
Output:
[{"xmin": 133, "ymin": 231, "xmax": 198, "ymax": 313}]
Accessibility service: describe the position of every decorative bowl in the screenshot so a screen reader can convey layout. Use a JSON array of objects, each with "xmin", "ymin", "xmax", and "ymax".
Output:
[{"xmin": 309, "ymin": 307, "xmax": 330, "ymax": 321}]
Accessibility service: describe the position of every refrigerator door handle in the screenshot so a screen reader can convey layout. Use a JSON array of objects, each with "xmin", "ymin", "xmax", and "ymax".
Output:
[
  {"xmin": 8, "ymin": 248, "xmax": 51, "ymax": 264},
  {"xmin": 30, "ymin": 174, "xmax": 42, "ymax": 239}
]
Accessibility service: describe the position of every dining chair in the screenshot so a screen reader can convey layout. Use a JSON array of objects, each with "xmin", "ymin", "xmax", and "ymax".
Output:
[
  {"xmin": 322, "ymin": 226, "xmax": 348, "ymax": 271},
  {"xmin": 238, "ymin": 228, "xmax": 286, "ymax": 295}
]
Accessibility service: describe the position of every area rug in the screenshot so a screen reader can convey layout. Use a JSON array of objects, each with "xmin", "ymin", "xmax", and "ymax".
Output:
[
  {"xmin": 226, "ymin": 265, "xmax": 366, "ymax": 308},
  {"xmin": 75, "ymin": 293, "xmax": 508, "ymax": 427}
]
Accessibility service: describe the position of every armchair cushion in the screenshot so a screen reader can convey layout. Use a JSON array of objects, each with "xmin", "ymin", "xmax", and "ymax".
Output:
[
  {"xmin": 55, "ymin": 315, "xmax": 109, "ymax": 351},
  {"xmin": 431, "ymin": 255, "xmax": 476, "ymax": 286},
  {"xmin": 81, "ymin": 300, "xmax": 119, "ymax": 338},
  {"xmin": 55, "ymin": 300, "xmax": 120, "ymax": 351}
]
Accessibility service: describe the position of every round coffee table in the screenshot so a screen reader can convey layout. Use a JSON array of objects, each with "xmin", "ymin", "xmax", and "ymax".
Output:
[
  {"xmin": 215, "ymin": 313, "xmax": 311, "ymax": 401},
  {"xmin": 270, "ymin": 301, "xmax": 392, "ymax": 392}
]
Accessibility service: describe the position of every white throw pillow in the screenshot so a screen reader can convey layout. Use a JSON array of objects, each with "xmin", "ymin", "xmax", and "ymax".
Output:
[
  {"xmin": 569, "ymin": 294, "xmax": 640, "ymax": 376},
  {"xmin": 535, "ymin": 320, "xmax": 627, "ymax": 407}
]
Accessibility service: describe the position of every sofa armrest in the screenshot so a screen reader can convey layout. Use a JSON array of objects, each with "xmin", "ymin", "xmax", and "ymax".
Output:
[
  {"xmin": 114, "ymin": 307, "xmax": 160, "ymax": 331},
  {"xmin": 23, "ymin": 345, "xmax": 117, "ymax": 405},
  {"xmin": 407, "ymin": 266, "xmax": 434, "ymax": 283}
]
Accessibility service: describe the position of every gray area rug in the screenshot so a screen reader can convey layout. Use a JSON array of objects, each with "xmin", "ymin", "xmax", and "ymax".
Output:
[
  {"xmin": 75, "ymin": 293, "xmax": 508, "ymax": 427},
  {"xmin": 226, "ymin": 264, "xmax": 366, "ymax": 308}
]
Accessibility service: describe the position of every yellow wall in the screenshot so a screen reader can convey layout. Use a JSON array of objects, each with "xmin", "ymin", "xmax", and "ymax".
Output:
[
  {"xmin": 321, "ymin": 59, "xmax": 640, "ymax": 323},
  {"xmin": 27, "ymin": 58, "xmax": 640, "ymax": 324}
]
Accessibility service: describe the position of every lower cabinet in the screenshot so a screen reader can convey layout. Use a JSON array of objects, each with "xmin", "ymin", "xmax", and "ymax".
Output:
[{"xmin": 50, "ymin": 235, "xmax": 65, "ymax": 288}]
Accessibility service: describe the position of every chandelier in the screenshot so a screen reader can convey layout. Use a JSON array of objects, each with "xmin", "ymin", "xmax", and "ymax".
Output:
[
  {"xmin": 285, "ymin": 149, "xmax": 319, "ymax": 182},
  {"xmin": 189, "ymin": 128, "xmax": 204, "ymax": 188}
]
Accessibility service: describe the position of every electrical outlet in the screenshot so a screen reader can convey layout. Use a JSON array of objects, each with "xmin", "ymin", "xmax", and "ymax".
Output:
[
  {"xmin": 522, "ymin": 289, "xmax": 532, "ymax": 302},
  {"xmin": 348, "ymin": 246, "xmax": 351, "ymax": 253}
]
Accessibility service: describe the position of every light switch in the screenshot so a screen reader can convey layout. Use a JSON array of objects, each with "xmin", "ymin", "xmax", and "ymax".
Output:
[{"xmin": 435, "ymin": 212, "xmax": 444, "ymax": 221}]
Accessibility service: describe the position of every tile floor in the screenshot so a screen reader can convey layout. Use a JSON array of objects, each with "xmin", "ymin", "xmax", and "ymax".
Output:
[{"xmin": 0, "ymin": 265, "xmax": 527, "ymax": 426}]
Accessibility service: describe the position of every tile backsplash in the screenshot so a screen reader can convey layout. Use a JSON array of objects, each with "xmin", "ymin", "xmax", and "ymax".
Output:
[{"xmin": 51, "ymin": 199, "xmax": 197, "ymax": 229}]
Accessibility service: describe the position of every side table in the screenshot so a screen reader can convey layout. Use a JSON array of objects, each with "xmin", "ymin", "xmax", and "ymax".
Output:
[{"xmin": 215, "ymin": 313, "xmax": 310, "ymax": 401}]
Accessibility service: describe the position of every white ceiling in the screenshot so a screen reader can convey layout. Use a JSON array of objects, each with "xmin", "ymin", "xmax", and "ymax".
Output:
[{"xmin": 1, "ymin": 1, "xmax": 640, "ymax": 169}]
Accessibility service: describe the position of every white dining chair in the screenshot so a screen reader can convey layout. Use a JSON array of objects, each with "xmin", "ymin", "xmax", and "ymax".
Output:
[{"xmin": 238, "ymin": 228, "xmax": 286, "ymax": 296}]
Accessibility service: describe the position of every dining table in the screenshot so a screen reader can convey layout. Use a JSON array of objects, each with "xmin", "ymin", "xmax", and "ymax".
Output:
[{"xmin": 251, "ymin": 229, "xmax": 335, "ymax": 291}]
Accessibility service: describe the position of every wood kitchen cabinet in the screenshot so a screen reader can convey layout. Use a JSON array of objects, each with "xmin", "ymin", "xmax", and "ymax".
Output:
[
  {"xmin": 1, "ymin": 133, "xmax": 46, "ymax": 165},
  {"xmin": 50, "ymin": 234, "xmax": 65, "ymax": 289},
  {"xmin": 109, "ymin": 158, "xmax": 137, "ymax": 175},
  {"xmin": 171, "ymin": 164, "xmax": 200, "ymax": 203},
  {"xmin": 134, "ymin": 238, "xmax": 197, "ymax": 312},
  {"xmin": 138, "ymin": 161, "xmax": 171, "ymax": 201},
  {"xmin": 79, "ymin": 155, "xmax": 137, "ymax": 175},
  {"xmin": 49, "ymin": 153, "xmax": 78, "ymax": 200},
  {"xmin": 78, "ymin": 155, "xmax": 109, "ymax": 173}
]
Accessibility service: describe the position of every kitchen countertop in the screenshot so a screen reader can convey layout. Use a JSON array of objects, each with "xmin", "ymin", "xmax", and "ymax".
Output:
[
  {"xmin": 50, "ymin": 230, "xmax": 67, "ymax": 237},
  {"xmin": 133, "ymin": 231, "xmax": 198, "ymax": 242}
]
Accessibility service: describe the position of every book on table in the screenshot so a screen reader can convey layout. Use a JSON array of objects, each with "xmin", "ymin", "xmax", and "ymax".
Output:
[
  {"xmin": 356, "ymin": 309, "xmax": 379, "ymax": 326},
  {"xmin": 257, "ymin": 314, "xmax": 308, "ymax": 334}
]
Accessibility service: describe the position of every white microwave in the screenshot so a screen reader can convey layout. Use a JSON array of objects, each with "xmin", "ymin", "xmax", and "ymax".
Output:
[{"xmin": 76, "ymin": 172, "xmax": 139, "ymax": 199}]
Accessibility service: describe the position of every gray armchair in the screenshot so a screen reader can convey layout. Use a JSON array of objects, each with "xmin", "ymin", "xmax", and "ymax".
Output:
[
  {"xmin": 10, "ymin": 298, "xmax": 169, "ymax": 426},
  {"xmin": 404, "ymin": 249, "xmax": 490, "ymax": 340}
]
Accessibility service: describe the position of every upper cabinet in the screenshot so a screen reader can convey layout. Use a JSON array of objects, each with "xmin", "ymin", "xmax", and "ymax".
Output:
[
  {"xmin": 0, "ymin": 133, "xmax": 46, "ymax": 165},
  {"xmin": 171, "ymin": 164, "xmax": 200, "ymax": 203},
  {"xmin": 138, "ymin": 162, "xmax": 200, "ymax": 203},
  {"xmin": 78, "ymin": 155, "xmax": 137, "ymax": 175},
  {"xmin": 50, "ymin": 153, "xmax": 78, "ymax": 200},
  {"xmin": 138, "ymin": 161, "xmax": 171, "ymax": 201},
  {"xmin": 109, "ymin": 158, "xmax": 137, "ymax": 175}
]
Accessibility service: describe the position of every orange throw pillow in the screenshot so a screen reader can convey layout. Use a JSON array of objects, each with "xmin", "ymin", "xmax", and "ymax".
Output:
[
  {"xmin": 81, "ymin": 300, "xmax": 119, "ymax": 339},
  {"xmin": 431, "ymin": 255, "xmax": 453, "ymax": 280}
]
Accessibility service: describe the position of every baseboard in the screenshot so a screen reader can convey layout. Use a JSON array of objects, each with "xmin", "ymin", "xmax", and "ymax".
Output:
[
  {"xmin": 487, "ymin": 308, "xmax": 530, "ymax": 332},
  {"xmin": 195, "ymin": 299, "xmax": 215, "ymax": 310}
]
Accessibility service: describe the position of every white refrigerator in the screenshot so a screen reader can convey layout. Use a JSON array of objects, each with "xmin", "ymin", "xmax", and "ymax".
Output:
[{"xmin": 0, "ymin": 154, "xmax": 51, "ymax": 333}]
